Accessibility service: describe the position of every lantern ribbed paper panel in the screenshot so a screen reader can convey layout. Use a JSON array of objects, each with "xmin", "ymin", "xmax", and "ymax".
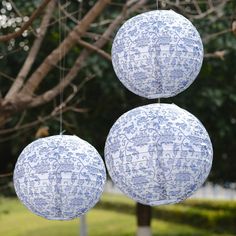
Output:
[
  {"xmin": 14, "ymin": 135, "xmax": 106, "ymax": 220},
  {"xmin": 105, "ymin": 104, "xmax": 213, "ymax": 205},
  {"xmin": 112, "ymin": 10, "xmax": 203, "ymax": 99}
]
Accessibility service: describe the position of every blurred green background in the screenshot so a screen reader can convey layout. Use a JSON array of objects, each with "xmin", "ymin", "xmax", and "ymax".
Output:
[{"xmin": 1, "ymin": 194, "xmax": 236, "ymax": 236}]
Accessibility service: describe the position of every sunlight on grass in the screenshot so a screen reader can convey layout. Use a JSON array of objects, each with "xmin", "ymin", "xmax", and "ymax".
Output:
[{"xmin": 0, "ymin": 196, "xmax": 235, "ymax": 236}]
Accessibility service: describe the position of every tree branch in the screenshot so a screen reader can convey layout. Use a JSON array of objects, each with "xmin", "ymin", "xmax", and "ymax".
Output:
[
  {"xmin": 28, "ymin": 0, "xmax": 147, "ymax": 108},
  {"xmin": 192, "ymin": 0, "xmax": 229, "ymax": 20},
  {"xmin": 0, "ymin": 172, "xmax": 13, "ymax": 178},
  {"xmin": 192, "ymin": 0, "xmax": 202, "ymax": 15},
  {"xmin": 0, "ymin": 71, "xmax": 15, "ymax": 82},
  {"xmin": 0, "ymin": 82, "xmax": 88, "ymax": 136},
  {"xmin": 0, "ymin": 0, "xmax": 53, "ymax": 42},
  {"xmin": 19, "ymin": 0, "xmax": 111, "ymax": 97},
  {"xmin": 54, "ymin": 19, "xmax": 111, "ymax": 61},
  {"xmin": 203, "ymin": 29, "xmax": 232, "ymax": 43},
  {"xmin": 161, "ymin": 0, "xmax": 229, "ymax": 20},
  {"xmin": 205, "ymin": 50, "xmax": 228, "ymax": 60},
  {"xmin": 5, "ymin": 0, "xmax": 56, "ymax": 100},
  {"xmin": 78, "ymin": 39, "xmax": 111, "ymax": 61},
  {"xmin": 0, "ymin": 109, "xmax": 61, "ymax": 136}
]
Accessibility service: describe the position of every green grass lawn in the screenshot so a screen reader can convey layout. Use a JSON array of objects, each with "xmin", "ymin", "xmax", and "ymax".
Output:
[{"xmin": 0, "ymin": 195, "xmax": 236, "ymax": 236}]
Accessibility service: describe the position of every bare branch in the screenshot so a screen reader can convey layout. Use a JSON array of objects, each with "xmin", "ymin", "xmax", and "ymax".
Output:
[
  {"xmin": 0, "ymin": 47, "xmax": 22, "ymax": 59},
  {"xmin": 232, "ymin": 20, "xmax": 236, "ymax": 36},
  {"xmin": 15, "ymin": 111, "xmax": 27, "ymax": 128},
  {"xmin": 59, "ymin": 3, "xmax": 78, "ymax": 24},
  {"xmin": 207, "ymin": 0, "xmax": 214, "ymax": 9},
  {"xmin": 19, "ymin": 0, "xmax": 111, "ymax": 97},
  {"xmin": 160, "ymin": 0, "xmax": 229, "ymax": 20},
  {"xmin": 0, "ymin": 173, "xmax": 13, "ymax": 178},
  {"xmin": 28, "ymin": 0, "xmax": 147, "ymax": 108},
  {"xmin": 192, "ymin": 0, "xmax": 202, "ymax": 15},
  {"xmin": 203, "ymin": 29, "xmax": 232, "ymax": 43},
  {"xmin": 0, "ymin": 71, "xmax": 15, "ymax": 82},
  {"xmin": 51, "ymin": 17, "xmax": 111, "ymax": 61},
  {"xmin": 0, "ymin": 115, "xmax": 49, "ymax": 135},
  {"xmin": 205, "ymin": 50, "xmax": 228, "ymax": 60},
  {"xmin": 78, "ymin": 39, "xmax": 111, "ymax": 61},
  {"xmin": 0, "ymin": 75, "xmax": 92, "ymax": 134},
  {"xmin": 0, "ymin": 107, "xmax": 64, "ymax": 135},
  {"xmin": 5, "ymin": 0, "xmax": 56, "ymax": 99},
  {"xmin": 0, "ymin": 0, "xmax": 53, "ymax": 42},
  {"xmin": 0, "ymin": 132, "xmax": 23, "ymax": 143},
  {"xmin": 192, "ymin": 0, "xmax": 229, "ymax": 20}
]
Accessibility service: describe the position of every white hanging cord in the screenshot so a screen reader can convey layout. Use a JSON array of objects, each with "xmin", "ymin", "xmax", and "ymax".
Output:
[
  {"xmin": 78, "ymin": 0, "xmax": 83, "ymax": 20},
  {"xmin": 157, "ymin": 0, "xmax": 160, "ymax": 104},
  {"xmin": 58, "ymin": 0, "xmax": 64, "ymax": 134}
]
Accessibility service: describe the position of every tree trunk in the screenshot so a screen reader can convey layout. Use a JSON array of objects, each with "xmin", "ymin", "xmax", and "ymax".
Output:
[{"xmin": 136, "ymin": 202, "xmax": 152, "ymax": 236}]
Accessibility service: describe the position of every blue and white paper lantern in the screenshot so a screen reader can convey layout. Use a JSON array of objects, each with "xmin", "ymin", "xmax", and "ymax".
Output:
[
  {"xmin": 14, "ymin": 135, "xmax": 106, "ymax": 220},
  {"xmin": 112, "ymin": 10, "xmax": 204, "ymax": 99},
  {"xmin": 105, "ymin": 104, "xmax": 213, "ymax": 205}
]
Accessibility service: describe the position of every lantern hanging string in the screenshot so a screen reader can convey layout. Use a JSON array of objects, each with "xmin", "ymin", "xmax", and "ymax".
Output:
[
  {"xmin": 157, "ymin": 0, "xmax": 160, "ymax": 105},
  {"xmin": 58, "ymin": 0, "xmax": 65, "ymax": 135}
]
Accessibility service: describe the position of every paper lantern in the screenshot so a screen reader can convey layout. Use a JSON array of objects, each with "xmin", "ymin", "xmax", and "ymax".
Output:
[
  {"xmin": 14, "ymin": 135, "xmax": 106, "ymax": 220},
  {"xmin": 105, "ymin": 104, "xmax": 213, "ymax": 205},
  {"xmin": 112, "ymin": 10, "xmax": 204, "ymax": 99}
]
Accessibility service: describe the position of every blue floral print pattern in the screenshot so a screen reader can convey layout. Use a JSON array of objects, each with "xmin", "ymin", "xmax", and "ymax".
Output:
[
  {"xmin": 14, "ymin": 135, "xmax": 106, "ymax": 220},
  {"xmin": 104, "ymin": 104, "xmax": 213, "ymax": 205},
  {"xmin": 112, "ymin": 10, "xmax": 203, "ymax": 99}
]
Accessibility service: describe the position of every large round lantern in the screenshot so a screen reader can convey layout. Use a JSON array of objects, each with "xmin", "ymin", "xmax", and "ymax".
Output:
[
  {"xmin": 105, "ymin": 104, "xmax": 213, "ymax": 205},
  {"xmin": 14, "ymin": 135, "xmax": 106, "ymax": 220},
  {"xmin": 112, "ymin": 10, "xmax": 204, "ymax": 99}
]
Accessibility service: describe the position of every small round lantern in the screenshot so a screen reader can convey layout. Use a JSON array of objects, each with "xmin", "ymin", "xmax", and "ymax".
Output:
[
  {"xmin": 105, "ymin": 104, "xmax": 213, "ymax": 205},
  {"xmin": 112, "ymin": 10, "xmax": 204, "ymax": 99},
  {"xmin": 14, "ymin": 135, "xmax": 106, "ymax": 220}
]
